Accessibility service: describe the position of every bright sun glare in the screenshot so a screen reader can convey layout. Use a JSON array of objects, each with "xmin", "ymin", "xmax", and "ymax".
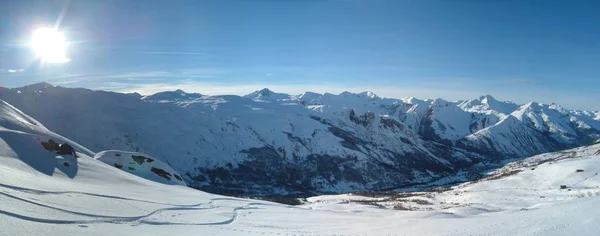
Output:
[{"xmin": 30, "ymin": 27, "xmax": 70, "ymax": 63}]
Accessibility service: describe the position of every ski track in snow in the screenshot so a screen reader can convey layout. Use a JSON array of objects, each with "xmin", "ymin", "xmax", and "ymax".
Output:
[
  {"xmin": 0, "ymin": 184, "xmax": 251, "ymax": 227},
  {"xmin": 0, "ymin": 192, "xmax": 342, "ymax": 236},
  {"xmin": 0, "ymin": 181, "xmax": 365, "ymax": 236},
  {"xmin": 0, "ymin": 182, "xmax": 315, "ymax": 235},
  {"xmin": 0, "ymin": 182, "xmax": 205, "ymax": 207}
]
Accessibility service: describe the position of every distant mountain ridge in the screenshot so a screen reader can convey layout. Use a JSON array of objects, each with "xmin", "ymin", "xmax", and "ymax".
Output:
[{"xmin": 1, "ymin": 82, "xmax": 599, "ymax": 196}]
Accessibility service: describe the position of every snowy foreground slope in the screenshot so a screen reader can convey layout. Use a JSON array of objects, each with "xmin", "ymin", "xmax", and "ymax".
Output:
[
  {"xmin": 1, "ymin": 99, "xmax": 600, "ymax": 235},
  {"xmin": 1, "ymin": 83, "xmax": 598, "ymax": 196},
  {"xmin": 308, "ymin": 143, "xmax": 600, "ymax": 212}
]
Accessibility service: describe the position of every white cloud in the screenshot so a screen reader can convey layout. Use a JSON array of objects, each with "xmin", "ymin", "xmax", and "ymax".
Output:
[
  {"xmin": 141, "ymin": 51, "xmax": 207, "ymax": 55},
  {"xmin": 0, "ymin": 69, "xmax": 24, "ymax": 73},
  {"xmin": 48, "ymin": 69, "xmax": 224, "ymax": 85},
  {"xmin": 503, "ymin": 78, "xmax": 539, "ymax": 84}
]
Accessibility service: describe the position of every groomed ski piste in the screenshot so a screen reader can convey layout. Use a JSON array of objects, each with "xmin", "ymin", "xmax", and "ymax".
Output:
[{"xmin": 1, "ymin": 98, "xmax": 600, "ymax": 236}]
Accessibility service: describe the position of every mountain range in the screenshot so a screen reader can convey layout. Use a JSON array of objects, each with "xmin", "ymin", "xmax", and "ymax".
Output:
[
  {"xmin": 1, "ymin": 82, "xmax": 598, "ymax": 196},
  {"xmin": 1, "ymin": 92, "xmax": 598, "ymax": 235}
]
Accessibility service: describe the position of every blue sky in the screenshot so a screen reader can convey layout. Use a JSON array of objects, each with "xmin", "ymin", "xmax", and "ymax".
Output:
[{"xmin": 1, "ymin": 0, "xmax": 599, "ymax": 110}]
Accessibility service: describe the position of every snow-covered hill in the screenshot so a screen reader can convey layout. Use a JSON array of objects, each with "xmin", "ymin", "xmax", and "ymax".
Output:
[
  {"xmin": 1, "ymin": 83, "xmax": 599, "ymax": 196},
  {"xmin": 307, "ymin": 143, "xmax": 600, "ymax": 213},
  {"xmin": 1, "ymin": 101, "xmax": 600, "ymax": 235}
]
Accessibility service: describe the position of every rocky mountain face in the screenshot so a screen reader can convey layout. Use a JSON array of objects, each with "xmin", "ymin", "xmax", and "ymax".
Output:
[{"xmin": 1, "ymin": 83, "xmax": 599, "ymax": 196}]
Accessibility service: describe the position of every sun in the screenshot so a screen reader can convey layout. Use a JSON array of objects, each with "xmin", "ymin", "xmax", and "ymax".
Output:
[{"xmin": 30, "ymin": 27, "xmax": 70, "ymax": 63}]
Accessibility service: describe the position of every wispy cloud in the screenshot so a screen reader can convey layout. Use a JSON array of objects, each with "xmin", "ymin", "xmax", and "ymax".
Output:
[
  {"xmin": 48, "ymin": 69, "xmax": 225, "ymax": 85},
  {"xmin": 140, "ymin": 51, "xmax": 207, "ymax": 55},
  {"xmin": 0, "ymin": 69, "xmax": 24, "ymax": 73},
  {"xmin": 503, "ymin": 78, "xmax": 539, "ymax": 84}
]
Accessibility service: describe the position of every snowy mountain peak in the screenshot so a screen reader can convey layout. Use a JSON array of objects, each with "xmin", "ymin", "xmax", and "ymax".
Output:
[
  {"xmin": 402, "ymin": 96, "xmax": 428, "ymax": 105},
  {"xmin": 432, "ymin": 98, "xmax": 451, "ymax": 107},
  {"xmin": 248, "ymin": 88, "xmax": 277, "ymax": 97},
  {"xmin": 12, "ymin": 82, "xmax": 54, "ymax": 91},
  {"xmin": 142, "ymin": 89, "xmax": 202, "ymax": 101},
  {"xmin": 549, "ymin": 103, "xmax": 567, "ymax": 113},
  {"xmin": 298, "ymin": 91, "xmax": 321, "ymax": 99},
  {"xmin": 478, "ymin": 94, "xmax": 497, "ymax": 103},
  {"xmin": 244, "ymin": 88, "xmax": 292, "ymax": 102},
  {"xmin": 257, "ymin": 88, "xmax": 274, "ymax": 96},
  {"xmin": 244, "ymin": 88, "xmax": 275, "ymax": 98},
  {"xmin": 337, "ymin": 91, "xmax": 379, "ymax": 100},
  {"xmin": 339, "ymin": 91, "xmax": 354, "ymax": 97},
  {"xmin": 296, "ymin": 91, "xmax": 324, "ymax": 105},
  {"xmin": 358, "ymin": 91, "xmax": 379, "ymax": 99},
  {"xmin": 520, "ymin": 101, "xmax": 543, "ymax": 111},
  {"xmin": 459, "ymin": 95, "xmax": 518, "ymax": 115}
]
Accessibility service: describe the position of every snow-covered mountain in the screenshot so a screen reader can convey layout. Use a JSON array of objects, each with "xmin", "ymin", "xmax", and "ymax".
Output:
[
  {"xmin": 1, "ymin": 83, "xmax": 599, "ymax": 196},
  {"xmin": 1, "ymin": 101, "xmax": 599, "ymax": 235}
]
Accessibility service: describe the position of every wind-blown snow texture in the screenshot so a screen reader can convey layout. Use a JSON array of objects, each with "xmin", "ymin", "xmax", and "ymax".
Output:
[
  {"xmin": 1, "ymin": 83, "xmax": 599, "ymax": 196},
  {"xmin": 1, "ymin": 101, "xmax": 600, "ymax": 236}
]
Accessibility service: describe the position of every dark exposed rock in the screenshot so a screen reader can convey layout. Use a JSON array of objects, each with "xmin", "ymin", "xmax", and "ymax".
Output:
[
  {"xmin": 380, "ymin": 116, "xmax": 405, "ymax": 131},
  {"xmin": 349, "ymin": 110, "xmax": 375, "ymax": 127},
  {"xmin": 131, "ymin": 155, "xmax": 149, "ymax": 165},
  {"xmin": 249, "ymin": 196, "xmax": 304, "ymax": 205},
  {"xmin": 174, "ymin": 174, "xmax": 183, "ymax": 181},
  {"xmin": 41, "ymin": 138, "xmax": 61, "ymax": 152},
  {"xmin": 282, "ymin": 132, "xmax": 308, "ymax": 150},
  {"xmin": 57, "ymin": 143, "xmax": 76, "ymax": 156},
  {"xmin": 327, "ymin": 126, "xmax": 367, "ymax": 152},
  {"xmin": 151, "ymin": 167, "xmax": 172, "ymax": 180},
  {"xmin": 418, "ymin": 108, "xmax": 447, "ymax": 144},
  {"xmin": 114, "ymin": 163, "xmax": 123, "ymax": 169},
  {"xmin": 560, "ymin": 185, "xmax": 567, "ymax": 189},
  {"xmin": 41, "ymin": 139, "xmax": 60, "ymax": 151}
]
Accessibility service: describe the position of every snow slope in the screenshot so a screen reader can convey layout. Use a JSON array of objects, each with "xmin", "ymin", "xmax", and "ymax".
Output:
[
  {"xmin": 308, "ymin": 143, "xmax": 600, "ymax": 213},
  {"xmin": 1, "ymin": 100, "xmax": 600, "ymax": 235}
]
